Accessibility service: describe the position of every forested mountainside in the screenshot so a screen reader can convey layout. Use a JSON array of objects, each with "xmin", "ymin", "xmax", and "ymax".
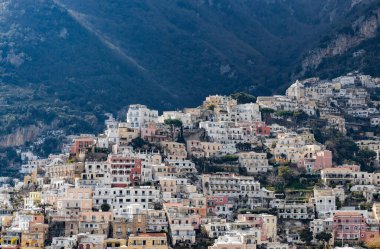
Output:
[{"xmin": 0, "ymin": 0, "xmax": 379, "ymax": 142}]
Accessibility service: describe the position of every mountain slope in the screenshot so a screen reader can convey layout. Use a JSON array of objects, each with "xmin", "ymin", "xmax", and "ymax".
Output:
[
  {"xmin": 0, "ymin": 0, "xmax": 379, "ymax": 143},
  {"xmin": 0, "ymin": 0, "xmax": 363, "ymax": 110},
  {"xmin": 0, "ymin": 0, "xmax": 173, "ymax": 110},
  {"xmin": 296, "ymin": 0, "xmax": 380, "ymax": 80}
]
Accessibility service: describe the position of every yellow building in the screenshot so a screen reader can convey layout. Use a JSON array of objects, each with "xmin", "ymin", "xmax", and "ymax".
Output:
[
  {"xmin": 202, "ymin": 95, "xmax": 237, "ymax": 113},
  {"xmin": 0, "ymin": 235, "xmax": 20, "ymax": 249},
  {"xmin": 24, "ymin": 169, "xmax": 38, "ymax": 186},
  {"xmin": 127, "ymin": 233, "xmax": 168, "ymax": 249},
  {"xmin": 160, "ymin": 142, "xmax": 187, "ymax": 160},
  {"xmin": 21, "ymin": 223, "xmax": 48, "ymax": 249},
  {"xmin": 104, "ymin": 239, "xmax": 127, "ymax": 249},
  {"xmin": 186, "ymin": 140, "xmax": 222, "ymax": 158},
  {"xmin": 24, "ymin": 192, "xmax": 42, "ymax": 208},
  {"xmin": 118, "ymin": 125, "xmax": 139, "ymax": 145}
]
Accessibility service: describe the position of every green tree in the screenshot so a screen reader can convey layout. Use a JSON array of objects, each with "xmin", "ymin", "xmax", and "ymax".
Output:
[
  {"xmin": 312, "ymin": 128, "xmax": 324, "ymax": 144},
  {"xmin": 260, "ymin": 108, "xmax": 275, "ymax": 114},
  {"xmin": 207, "ymin": 104, "xmax": 216, "ymax": 111},
  {"xmin": 101, "ymin": 203, "xmax": 111, "ymax": 212},
  {"xmin": 34, "ymin": 137, "xmax": 61, "ymax": 157},
  {"xmin": 336, "ymin": 197, "xmax": 342, "ymax": 209},
  {"xmin": 322, "ymin": 129, "xmax": 359, "ymax": 164},
  {"xmin": 236, "ymin": 142, "xmax": 252, "ymax": 151},
  {"xmin": 200, "ymin": 225, "xmax": 209, "ymax": 238},
  {"xmin": 300, "ymin": 227, "xmax": 313, "ymax": 246},
  {"xmin": 293, "ymin": 110, "xmax": 309, "ymax": 123},
  {"xmin": 164, "ymin": 118, "xmax": 183, "ymax": 141},
  {"xmin": 278, "ymin": 166, "xmax": 293, "ymax": 179},
  {"xmin": 315, "ymin": 232, "xmax": 332, "ymax": 248},
  {"xmin": 275, "ymin": 110, "xmax": 294, "ymax": 118},
  {"xmin": 356, "ymin": 149, "xmax": 377, "ymax": 172},
  {"xmin": 164, "ymin": 118, "xmax": 182, "ymax": 128},
  {"xmin": 316, "ymin": 109, "xmax": 321, "ymax": 118},
  {"xmin": 230, "ymin": 92, "xmax": 256, "ymax": 104},
  {"xmin": 130, "ymin": 137, "xmax": 147, "ymax": 149}
]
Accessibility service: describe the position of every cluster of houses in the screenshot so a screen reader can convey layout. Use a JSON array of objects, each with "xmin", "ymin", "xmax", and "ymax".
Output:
[
  {"xmin": 1, "ymin": 73, "xmax": 380, "ymax": 249},
  {"xmin": 258, "ymin": 73, "xmax": 380, "ymax": 129}
]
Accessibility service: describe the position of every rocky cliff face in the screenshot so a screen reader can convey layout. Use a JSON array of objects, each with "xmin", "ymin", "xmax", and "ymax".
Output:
[
  {"xmin": 0, "ymin": 125, "xmax": 42, "ymax": 147},
  {"xmin": 298, "ymin": 2, "xmax": 380, "ymax": 78}
]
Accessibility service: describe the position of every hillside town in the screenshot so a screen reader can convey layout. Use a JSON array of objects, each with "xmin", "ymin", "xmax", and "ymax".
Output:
[{"xmin": 3, "ymin": 73, "xmax": 380, "ymax": 249}]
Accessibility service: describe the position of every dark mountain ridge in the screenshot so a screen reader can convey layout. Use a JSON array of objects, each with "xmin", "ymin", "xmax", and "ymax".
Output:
[
  {"xmin": 2, "ymin": 0, "xmax": 372, "ymax": 109},
  {"xmin": 0, "ymin": 0, "xmax": 379, "ymax": 142}
]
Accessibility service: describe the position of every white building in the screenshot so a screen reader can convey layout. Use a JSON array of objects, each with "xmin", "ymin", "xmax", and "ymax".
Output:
[
  {"xmin": 144, "ymin": 209, "xmax": 169, "ymax": 232},
  {"xmin": 21, "ymin": 151, "xmax": 38, "ymax": 162},
  {"xmin": 93, "ymin": 186, "xmax": 160, "ymax": 211},
  {"xmin": 310, "ymin": 218, "xmax": 333, "ymax": 238},
  {"xmin": 126, "ymin": 104, "xmax": 158, "ymax": 129},
  {"xmin": 202, "ymin": 173, "xmax": 274, "ymax": 207},
  {"xmin": 158, "ymin": 111, "xmax": 194, "ymax": 128},
  {"xmin": 169, "ymin": 224, "xmax": 196, "ymax": 245},
  {"xmin": 272, "ymin": 132, "xmax": 319, "ymax": 163},
  {"xmin": 286, "ymin": 80, "xmax": 305, "ymax": 100},
  {"xmin": 104, "ymin": 116, "xmax": 119, "ymax": 144},
  {"xmin": 199, "ymin": 121, "xmax": 245, "ymax": 144},
  {"xmin": 51, "ymin": 236, "xmax": 77, "ymax": 249},
  {"xmin": 208, "ymin": 230, "xmax": 260, "ymax": 249},
  {"xmin": 312, "ymin": 188, "xmax": 336, "ymax": 218},
  {"xmin": 272, "ymin": 200, "xmax": 314, "ymax": 220},
  {"xmin": 238, "ymin": 152, "xmax": 273, "ymax": 174},
  {"xmin": 218, "ymin": 103, "xmax": 261, "ymax": 123},
  {"xmin": 166, "ymin": 159, "xmax": 197, "ymax": 176}
]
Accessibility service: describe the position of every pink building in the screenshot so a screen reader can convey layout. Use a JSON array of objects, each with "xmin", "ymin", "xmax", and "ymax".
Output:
[
  {"xmin": 206, "ymin": 196, "xmax": 230, "ymax": 215},
  {"xmin": 333, "ymin": 212, "xmax": 368, "ymax": 241},
  {"xmin": 70, "ymin": 137, "xmax": 94, "ymax": 155},
  {"xmin": 141, "ymin": 123, "xmax": 170, "ymax": 143},
  {"xmin": 314, "ymin": 150, "xmax": 333, "ymax": 171},
  {"xmin": 108, "ymin": 155, "xmax": 142, "ymax": 187},
  {"xmin": 237, "ymin": 213, "xmax": 277, "ymax": 242},
  {"xmin": 298, "ymin": 150, "xmax": 333, "ymax": 172},
  {"xmin": 240, "ymin": 122, "xmax": 271, "ymax": 138},
  {"xmin": 255, "ymin": 122, "xmax": 271, "ymax": 136}
]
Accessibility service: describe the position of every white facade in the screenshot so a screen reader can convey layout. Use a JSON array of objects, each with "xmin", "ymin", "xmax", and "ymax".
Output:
[
  {"xmin": 238, "ymin": 152, "xmax": 273, "ymax": 173},
  {"xmin": 312, "ymin": 188, "xmax": 336, "ymax": 218},
  {"xmin": 51, "ymin": 236, "xmax": 77, "ymax": 249},
  {"xmin": 202, "ymin": 173, "xmax": 274, "ymax": 208},
  {"xmin": 286, "ymin": 80, "xmax": 305, "ymax": 100},
  {"xmin": 236, "ymin": 103, "xmax": 261, "ymax": 122},
  {"xmin": 272, "ymin": 200, "xmax": 314, "ymax": 220},
  {"xmin": 93, "ymin": 186, "xmax": 160, "ymax": 210},
  {"xmin": 127, "ymin": 104, "xmax": 158, "ymax": 129},
  {"xmin": 169, "ymin": 224, "xmax": 196, "ymax": 245},
  {"xmin": 105, "ymin": 117, "xmax": 119, "ymax": 144},
  {"xmin": 166, "ymin": 159, "xmax": 197, "ymax": 175},
  {"xmin": 158, "ymin": 111, "xmax": 194, "ymax": 128},
  {"xmin": 199, "ymin": 121, "xmax": 245, "ymax": 144}
]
